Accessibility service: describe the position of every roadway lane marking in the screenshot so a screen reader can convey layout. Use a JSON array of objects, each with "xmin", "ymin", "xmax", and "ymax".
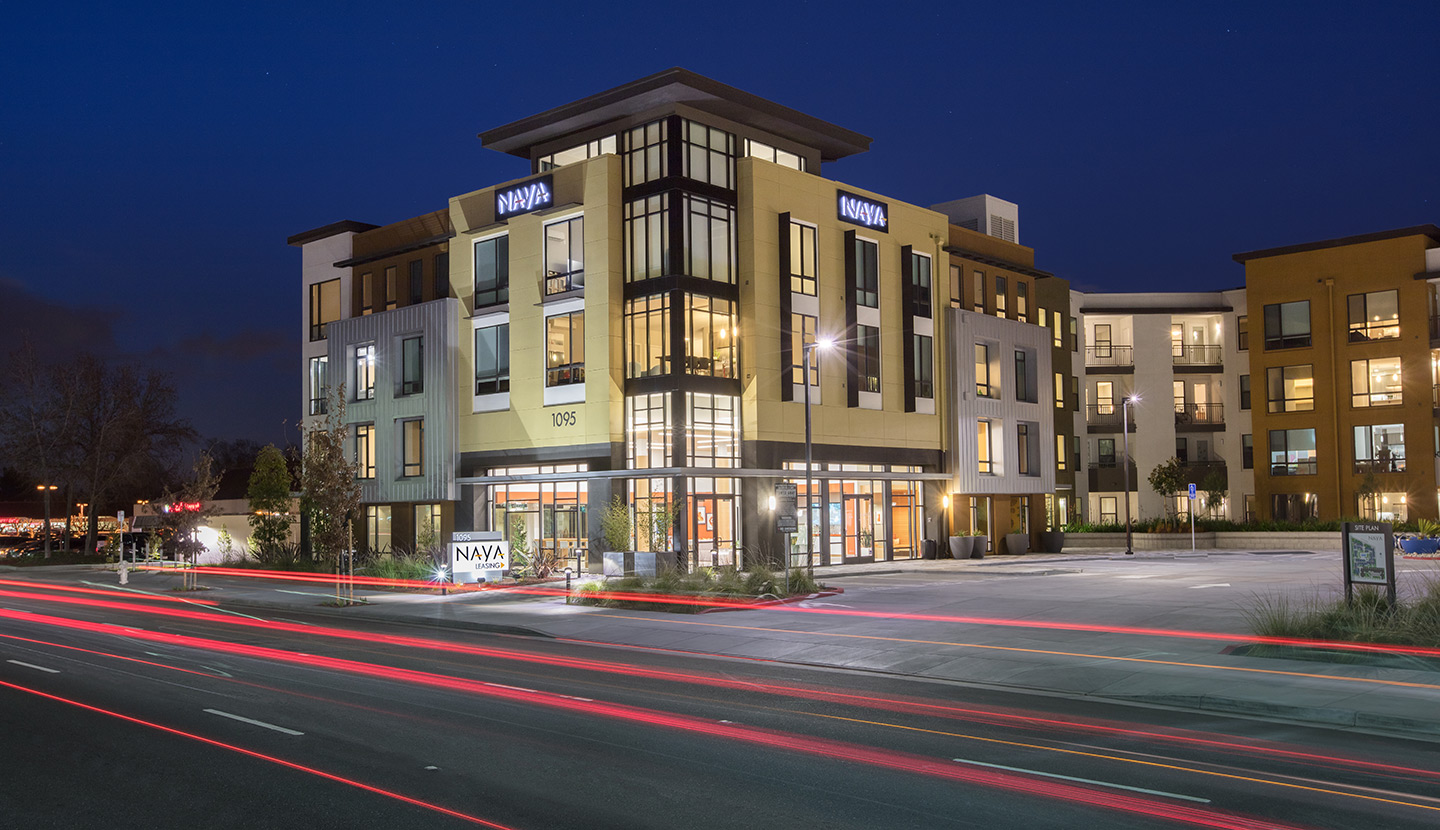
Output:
[
  {"xmin": 204, "ymin": 709, "xmax": 304, "ymax": 736},
  {"xmin": 1190, "ymin": 583, "xmax": 1231, "ymax": 589},
  {"xmin": 6, "ymin": 660, "xmax": 59, "ymax": 674},
  {"xmin": 1115, "ymin": 574, "xmax": 1156, "ymax": 579},
  {"xmin": 951, "ymin": 757, "xmax": 1210, "ymax": 804}
]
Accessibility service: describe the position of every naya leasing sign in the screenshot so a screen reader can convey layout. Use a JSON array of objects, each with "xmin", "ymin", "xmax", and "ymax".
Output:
[
  {"xmin": 451, "ymin": 534, "xmax": 509, "ymax": 581},
  {"xmin": 837, "ymin": 190, "xmax": 888, "ymax": 232},
  {"xmin": 495, "ymin": 175, "xmax": 554, "ymax": 219}
]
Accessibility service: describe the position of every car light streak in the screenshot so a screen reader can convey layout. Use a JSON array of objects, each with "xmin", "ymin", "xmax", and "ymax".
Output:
[
  {"xmin": 0, "ymin": 607, "xmax": 1303, "ymax": 830},
  {"xmin": 0, "ymin": 577, "xmax": 218, "ymax": 605},
  {"xmin": 0, "ymin": 677, "xmax": 517, "ymax": 828},
  {"xmin": 137, "ymin": 565, "xmax": 451, "ymax": 590}
]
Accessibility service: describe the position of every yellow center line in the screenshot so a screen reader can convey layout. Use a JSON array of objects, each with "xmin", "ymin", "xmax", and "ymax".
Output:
[
  {"xmin": 804, "ymin": 711, "xmax": 1440, "ymax": 814},
  {"xmin": 594, "ymin": 613, "xmax": 1440, "ymax": 691}
]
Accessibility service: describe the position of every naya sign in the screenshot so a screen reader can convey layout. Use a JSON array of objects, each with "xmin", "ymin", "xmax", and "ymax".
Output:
[
  {"xmin": 495, "ymin": 175, "xmax": 554, "ymax": 219},
  {"xmin": 451, "ymin": 535, "xmax": 509, "ymax": 581},
  {"xmin": 837, "ymin": 191, "xmax": 888, "ymax": 232}
]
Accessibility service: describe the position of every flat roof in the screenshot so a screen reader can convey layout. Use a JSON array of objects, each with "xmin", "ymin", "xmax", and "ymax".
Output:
[
  {"xmin": 286, "ymin": 220, "xmax": 380, "ymax": 247},
  {"xmin": 479, "ymin": 67, "xmax": 872, "ymax": 163},
  {"xmin": 1232, "ymin": 224, "xmax": 1440, "ymax": 263}
]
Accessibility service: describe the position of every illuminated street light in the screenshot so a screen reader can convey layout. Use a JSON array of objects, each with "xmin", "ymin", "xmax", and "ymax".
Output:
[
  {"xmin": 36, "ymin": 484, "xmax": 57, "ymax": 558},
  {"xmin": 1122, "ymin": 394, "xmax": 1141, "ymax": 555},
  {"xmin": 802, "ymin": 337, "xmax": 835, "ymax": 576}
]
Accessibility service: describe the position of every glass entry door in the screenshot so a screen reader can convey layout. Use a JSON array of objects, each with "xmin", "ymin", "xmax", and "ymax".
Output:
[
  {"xmin": 843, "ymin": 494, "xmax": 875, "ymax": 562},
  {"xmin": 691, "ymin": 494, "xmax": 735, "ymax": 568}
]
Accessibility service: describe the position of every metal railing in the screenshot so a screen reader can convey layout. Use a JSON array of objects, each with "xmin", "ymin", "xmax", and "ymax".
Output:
[
  {"xmin": 1172, "ymin": 345, "xmax": 1223, "ymax": 366},
  {"xmin": 545, "ymin": 269, "xmax": 584, "ymax": 295},
  {"xmin": 1174, "ymin": 403, "xmax": 1223, "ymax": 426},
  {"xmin": 1085, "ymin": 345, "xmax": 1133, "ymax": 368},
  {"xmin": 1086, "ymin": 405, "xmax": 1135, "ymax": 429}
]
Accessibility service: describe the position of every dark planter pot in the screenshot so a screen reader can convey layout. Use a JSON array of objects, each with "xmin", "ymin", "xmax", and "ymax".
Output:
[
  {"xmin": 1038, "ymin": 531, "xmax": 1066, "ymax": 553},
  {"xmin": 1003, "ymin": 533, "xmax": 1030, "ymax": 556},
  {"xmin": 1399, "ymin": 538, "xmax": 1440, "ymax": 554},
  {"xmin": 948, "ymin": 536, "xmax": 973, "ymax": 559},
  {"xmin": 970, "ymin": 536, "xmax": 989, "ymax": 558},
  {"xmin": 921, "ymin": 539, "xmax": 938, "ymax": 559}
]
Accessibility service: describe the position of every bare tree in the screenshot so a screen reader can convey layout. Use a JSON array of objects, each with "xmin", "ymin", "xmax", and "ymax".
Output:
[
  {"xmin": 301, "ymin": 385, "xmax": 361, "ymax": 573},
  {"xmin": 0, "ymin": 342, "xmax": 80, "ymax": 555},
  {"xmin": 159, "ymin": 454, "xmax": 221, "ymax": 590}
]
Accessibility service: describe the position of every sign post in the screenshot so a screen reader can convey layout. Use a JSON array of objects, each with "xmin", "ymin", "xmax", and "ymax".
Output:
[
  {"xmin": 1187, "ymin": 484, "xmax": 1197, "ymax": 552},
  {"xmin": 1342, "ymin": 522, "xmax": 1396, "ymax": 607}
]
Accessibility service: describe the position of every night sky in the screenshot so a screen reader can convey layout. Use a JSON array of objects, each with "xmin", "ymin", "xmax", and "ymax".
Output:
[{"xmin": 3, "ymin": 1, "xmax": 1435, "ymax": 446}]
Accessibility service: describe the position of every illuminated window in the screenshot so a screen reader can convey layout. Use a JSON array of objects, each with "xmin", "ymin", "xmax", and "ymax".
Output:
[
  {"xmin": 1055, "ymin": 372, "xmax": 1064, "ymax": 409},
  {"xmin": 625, "ymin": 295, "xmax": 668, "ymax": 378},
  {"xmin": 972, "ymin": 270, "xmax": 985, "ymax": 312},
  {"xmin": 683, "ymin": 195, "xmax": 735, "ymax": 283},
  {"xmin": 977, "ymin": 419, "xmax": 995, "ymax": 474},
  {"xmin": 744, "ymin": 138, "xmax": 805, "ymax": 171},
  {"xmin": 685, "ymin": 295, "xmax": 736, "ymax": 378},
  {"xmin": 1354, "ymin": 423, "xmax": 1404, "ymax": 474},
  {"xmin": 626, "ymin": 393, "xmax": 670, "ymax": 470},
  {"xmin": 309, "ymin": 279, "xmax": 340, "ymax": 341},
  {"xmin": 1350, "ymin": 357, "xmax": 1402, "ymax": 407},
  {"xmin": 414, "ymin": 504, "xmax": 442, "ymax": 551},
  {"xmin": 622, "ymin": 119, "xmax": 668, "ymax": 187},
  {"xmin": 625, "ymin": 195, "xmax": 669, "ymax": 282},
  {"xmin": 975, "ymin": 344, "xmax": 994, "ymax": 398},
  {"xmin": 1266, "ymin": 365, "xmax": 1313, "ymax": 412},
  {"xmin": 854, "ymin": 238, "xmax": 878, "ymax": 308},
  {"xmin": 354, "ymin": 344, "xmax": 375, "ymax": 401},
  {"xmin": 1100, "ymin": 497, "xmax": 1117, "ymax": 524},
  {"xmin": 544, "ymin": 216, "xmax": 584, "ymax": 294},
  {"xmin": 308, "ymin": 356, "xmax": 328, "ymax": 415},
  {"xmin": 681, "ymin": 119, "xmax": 735, "ymax": 189},
  {"xmin": 355, "ymin": 424, "xmax": 375, "ymax": 479},
  {"xmin": 1347, "ymin": 290, "xmax": 1399, "ymax": 342},
  {"xmin": 401, "ymin": 419, "xmax": 424, "ymax": 477},
  {"xmin": 365, "ymin": 505, "xmax": 391, "ymax": 552},
  {"xmin": 538, "ymin": 135, "xmax": 616, "ymax": 171},
  {"xmin": 400, "ymin": 336, "xmax": 423, "ymax": 396},
  {"xmin": 1096, "ymin": 380, "xmax": 1114, "ymax": 415},
  {"xmin": 1056, "ymin": 435, "xmax": 1067, "ymax": 471},
  {"xmin": 789, "ymin": 221, "xmax": 817, "ymax": 295},
  {"xmin": 1268, "ymin": 428, "xmax": 1317, "ymax": 476},
  {"xmin": 545, "ymin": 311, "xmax": 585, "ymax": 387},
  {"xmin": 1015, "ymin": 281, "xmax": 1028, "ymax": 322},
  {"xmin": 994, "ymin": 276, "xmax": 1007, "ymax": 318}
]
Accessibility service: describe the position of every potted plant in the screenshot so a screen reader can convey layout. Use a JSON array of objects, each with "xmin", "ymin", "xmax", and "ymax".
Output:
[
  {"xmin": 858, "ymin": 529, "xmax": 874, "ymax": 558},
  {"xmin": 1038, "ymin": 527, "xmax": 1065, "ymax": 553},
  {"xmin": 1003, "ymin": 531, "xmax": 1030, "ymax": 556},
  {"xmin": 1399, "ymin": 518, "xmax": 1440, "ymax": 554},
  {"xmin": 948, "ymin": 536, "xmax": 973, "ymax": 559},
  {"xmin": 970, "ymin": 534, "xmax": 989, "ymax": 558}
]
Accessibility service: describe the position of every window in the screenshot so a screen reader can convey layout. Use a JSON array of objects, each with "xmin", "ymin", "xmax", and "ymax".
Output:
[
  {"xmin": 1242, "ymin": 434, "xmax": 1253, "ymax": 469},
  {"xmin": 1071, "ymin": 376, "xmax": 1080, "ymax": 411},
  {"xmin": 994, "ymin": 276, "xmax": 1007, "ymax": 318},
  {"xmin": 975, "ymin": 344, "xmax": 993, "ymax": 398},
  {"xmin": 1266, "ymin": 365, "xmax": 1313, "ymax": 412},
  {"xmin": 685, "ymin": 295, "xmax": 736, "ymax": 378},
  {"xmin": 910, "ymin": 252, "xmax": 931, "ymax": 318},
  {"xmin": 1176, "ymin": 436, "xmax": 1188, "ymax": 464},
  {"xmin": 355, "ymin": 424, "xmax": 375, "ymax": 479},
  {"xmin": 1015, "ymin": 281, "xmax": 1028, "ymax": 322},
  {"xmin": 625, "ymin": 295, "xmax": 668, "ymax": 378},
  {"xmin": 539, "ymin": 216, "xmax": 584, "ymax": 295},
  {"xmin": 1055, "ymin": 372, "xmax": 1065, "ymax": 409},
  {"xmin": 309, "ymin": 279, "xmax": 340, "ymax": 341},
  {"xmin": 1056, "ymin": 435, "xmax": 1067, "ymax": 471},
  {"xmin": 1093, "ymin": 324, "xmax": 1112, "ymax": 358},
  {"xmin": 622, "ymin": 119, "xmax": 668, "ymax": 187},
  {"xmin": 1098, "ymin": 438, "xmax": 1116, "ymax": 466},
  {"xmin": 913, "ymin": 334, "xmax": 933, "ymax": 399},
  {"xmin": 626, "ymin": 393, "xmax": 671, "ymax": 469},
  {"xmin": 545, "ymin": 311, "xmax": 585, "ymax": 387},
  {"xmin": 401, "ymin": 419, "xmax": 424, "ymax": 477},
  {"xmin": 683, "ymin": 195, "xmax": 736, "ymax": 283},
  {"xmin": 384, "ymin": 266, "xmax": 396, "ymax": 311},
  {"xmin": 1354, "ymin": 423, "xmax": 1405, "ymax": 473},
  {"xmin": 625, "ymin": 195, "xmax": 669, "ymax": 282},
  {"xmin": 1069, "ymin": 317, "xmax": 1078, "ymax": 352},
  {"xmin": 398, "ymin": 336, "xmax": 423, "ymax": 396},
  {"xmin": 1239, "ymin": 375, "xmax": 1251, "ymax": 410},
  {"xmin": 473, "ymin": 235, "xmax": 509, "ymax": 308},
  {"xmin": 686, "ymin": 393, "xmax": 739, "ymax": 468},
  {"xmin": 1099, "ymin": 496, "xmax": 1118, "ymax": 525},
  {"xmin": 1269, "ymin": 428, "xmax": 1317, "ymax": 476},
  {"xmin": 1237, "ymin": 315, "xmax": 1248, "ymax": 351},
  {"xmin": 538, "ymin": 135, "xmax": 617, "ymax": 170},
  {"xmin": 854, "ymin": 237, "xmax": 878, "ymax": 308},
  {"xmin": 1351, "ymin": 357, "xmax": 1402, "ymax": 407},
  {"xmin": 977, "ymin": 420, "xmax": 995, "ymax": 474},
  {"xmin": 354, "ymin": 344, "xmax": 375, "ymax": 401},
  {"xmin": 856, "ymin": 324, "xmax": 880, "ymax": 393},
  {"xmin": 360, "ymin": 272, "xmax": 373, "ymax": 315},
  {"xmin": 433, "ymin": 252, "xmax": 449, "ymax": 299},
  {"xmin": 681, "ymin": 119, "xmax": 735, "ymax": 189},
  {"xmin": 1096, "ymin": 380, "xmax": 1114, "ymax": 415},
  {"xmin": 408, "ymin": 259, "xmax": 423, "ymax": 305},
  {"xmin": 475, "ymin": 325, "xmax": 509, "ymax": 394},
  {"xmin": 789, "ymin": 221, "xmax": 817, "ymax": 295},
  {"xmin": 744, "ymin": 138, "xmax": 805, "ymax": 171},
  {"xmin": 1263, "ymin": 301, "xmax": 1311, "ymax": 350},
  {"xmin": 308, "ymin": 356, "xmax": 328, "ymax": 415},
  {"xmin": 1348, "ymin": 290, "xmax": 1399, "ymax": 342},
  {"xmin": 972, "ymin": 270, "xmax": 985, "ymax": 312},
  {"xmin": 1017, "ymin": 424, "xmax": 1033, "ymax": 475},
  {"xmin": 365, "ymin": 505, "xmax": 391, "ymax": 552},
  {"xmin": 1271, "ymin": 493, "xmax": 1317, "ymax": 523},
  {"xmin": 793, "ymin": 314, "xmax": 819, "ymax": 385},
  {"xmin": 1014, "ymin": 349, "xmax": 1036, "ymax": 402},
  {"xmin": 1052, "ymin": 313, "xmax": 1062, "ymax": 348},
  {"xmin": 414, "ymin": 504, "xmax": 442, "ymax": 550},
  {"xmin": 950, "ymin": 264, "xmax": 962, "ymax": 309}
]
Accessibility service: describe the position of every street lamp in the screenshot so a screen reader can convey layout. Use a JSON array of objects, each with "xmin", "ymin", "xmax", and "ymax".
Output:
[
  {"xmin": 36, "ymin": 484, "xmax": 57, "ymax": 558},
  {"xmin": 802, "ymin": 336, "xmax": 835, "ymax": 576},
  {"xmin": 1122, "ymin": 394, "xmax": 1141, "ymax": 555}
]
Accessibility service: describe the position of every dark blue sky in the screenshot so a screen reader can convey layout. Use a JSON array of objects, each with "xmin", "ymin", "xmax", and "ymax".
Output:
[{"xmin": 2, "ymin": 1, "xmax": 1435, "ymax": 445}]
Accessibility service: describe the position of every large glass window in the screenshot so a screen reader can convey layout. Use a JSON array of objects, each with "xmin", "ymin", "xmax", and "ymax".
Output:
[
  {"xmin": 1100, "ymin": 497, "xmax": 1118, "ymax": 525},
  {"xmin": 972, "ymin": 269, "xmax": 985, "ymax": 312},
  {"xmin": 854, "ymin": 237, "xmax": 878, "ymax": 308},
  {"xmin": 744, "ymin": 138, "xmax": 805, "ymax": 171},
  {"xmin": 626, "ymin": 393, "xmax": 670, "ymax": 469},
  {"xmin": 1269, "ymin": 428, "xmax": 1317, "ymax": 476},
  {"xmin": 488, "ymin": 464, "xmax": 590, "ymax": 568},
  {"xmin": 683, "ymin": 195, "xmax": 736, "ymax": 283},
  {"xmin": 622, "ymin": 119, "xmax": 667, "ymax": 187},
  {"xmin": 913, "ymin": 334, "xmax": 933, "ymax": 399},
  {"xmin": 365, "ymin": 505, "xmax": 391, "ymax": 552},
  {"xmin": 414, "ymin": 504, "xmax": 442, "ymax": 552},
  {"xmin": 309, "ymin": 279, "xmax": 340, "ymax": 341},
  {"xmin": 625, "ymin": 195, "xmax": 669, "ymax": 282},
  {"xmin": 475, "ymin": 324, "xmax": 509, "ymax": 394},
  {"xmin": 625, "ymin": 295, "xmax": 668, "ymax": 378},
  {"xmin": 408, "ymin": 259, "xmax": 423, "ymax": 305},
  {"xmin": 1263, "ymin": 300, "xmax": 1311, "ymax": 350},
  {"xmin": 1271, "ymin": 493, "xmax": 1317, "ymax": 522},
  {"xmin": 687, "ymin": 393, "xmax": 739, "ymax": 467},
  {"xmin": 401, "ymin": 419, "xmax": 424, "ymax": 477},
  {"xmin": 1266, "ymin": 365, "xmax": 1313, "ymax": 412},
  {"xmin": 1354, "ymin": 423, "xmax": 1405, "ymax": 474},
  {"xmin": 1015, "ymin": 280, "xmax": 1028, "ymax": 322},
  {"xmin": 545, "ymin": 311, "xmax": 585, "ymax": 387},
  {"xmin": 975, "ymin": 344, "xmax": 994, "ymax": 398},
  {"xmin": 792, "ymin": 313, "xmax": 819, "ymax": 386},
  {"xmin": 384, "ymin": 266, "xmax": 396, "ymax": 310},
  {"xmin": 1096, "ymin": 380, "xmax": 1114, "ymax": 414},
  {"xmin": 354, "ymin": 344, "xmax": 375, "ymax": 401},
  {"xmin": 681, "ymin": 119, "xmax": 735, "ymax": 189},
  {"xmin": 911, "ymin": 252, "xmax": 931, "ymax": 318},
  {"xmin": 994, "ymin": 276, "xmax": 1007, "ymax": 318},
  {"xmin": 1093, "ymin": 324, "xmax": 1112, "ymax": 358},
  {"xmin": 538, "ymin": 135, "xmax": 616, "ymax": 171},
  {"xmin": 856, "ymin": 324, "xmax": 880, "ymax": 393},
  {"xmin": 308, "ymin": 356, "xmax": 328, "ymax": 416},
  {"xmin": 977, "ymin": 419, "xmax": 995, "ymax": 474},
  {"xmin": 543, "ymin": 216, "xmax": 584, "ymax": 294},
  {"xmin": 686, "ymin": 295, "xmax": 737, "ymax": 378},
  {"xmin": 401, "ymin": 336, "xmax": 422, "ymax": 396},
  {"xmin": 1014, "ymin": 349, "xmax": 1035, "ymax": 402},
  {"xmin": 1351, "ymin": 357, "xmax": 1402, "ymax": 407},
  {"xmin": 790, "ymin": 221, "xmax": 817, "ymax": 295},
  {"xmin": 473, "ymin": 235, "xmax": 509, "ymax": 308},
  {"xmin": 1348, "ymin": 290, "xmax": 1399, "ymax": 342},
  {"xmin": 355, "ymin": 424, "xmax": 375, "ymax": 479}
]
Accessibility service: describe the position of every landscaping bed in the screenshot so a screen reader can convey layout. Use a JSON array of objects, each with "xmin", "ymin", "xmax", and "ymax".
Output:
[{"xmin": 573, "ymin": 567, "xmax": 833, "ymax": 614}]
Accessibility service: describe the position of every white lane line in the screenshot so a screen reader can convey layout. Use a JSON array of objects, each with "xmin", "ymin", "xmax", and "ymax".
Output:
[
  {"xmin": 7, "ymin": 660, "xmax": 60, "ymax": 674},
  {"xmin": 204, "ymin": 709, "xmax": 304, "ymax": 736},
  {"xmin": 951, "ymin": 757, "xmax": 1209, "ymax": 803},
  {"xmin": 1190, "ymin": 583, "xmax": 1231, "ymax": 589},
  {"xmin": 1115, "ymin": 574, "xmax": 1157, "ymax": 579}
]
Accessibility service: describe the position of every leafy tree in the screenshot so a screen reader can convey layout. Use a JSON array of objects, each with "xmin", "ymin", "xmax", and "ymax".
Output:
[
  {"xmin": 1147, "ymin": 457, "xmax": 1185, "ymax": 519},
  {"xmin": 300, "ymin": 385, "xmax": 361, "ymax": 571},
  {"xmin": 1201, "ymin": 468, "xmax": 1228, "ymax": 518},
  {"xmin": 247, "ymin": 444, "xmax": 293, "ymax": 557},
  {"xmin": 160, "ymin": 454, "xmax": 221, "ymax": 590}
]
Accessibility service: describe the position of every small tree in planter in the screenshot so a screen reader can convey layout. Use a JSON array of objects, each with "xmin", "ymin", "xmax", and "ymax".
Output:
[
  {"xmin": 599, "ymin": 496, "xmax": 633, "ymax": 554},
  {"xmin": 1201, "ymin": 467, "xmax": 1228, "ymax": 519},
  {"xmin": 1148, "ymin": 457, "xmax": 1185, "ymax": 526}
]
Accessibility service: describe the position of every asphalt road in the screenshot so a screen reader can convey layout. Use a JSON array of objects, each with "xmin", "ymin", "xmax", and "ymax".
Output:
[{"xmin": 2, "ymin": 584, "xmax": 1438, "ymax": 829}]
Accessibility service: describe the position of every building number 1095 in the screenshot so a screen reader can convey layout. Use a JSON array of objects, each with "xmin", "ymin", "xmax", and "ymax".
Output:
[{"xmin": 551, "ymin": 410, "xmax": 577, "ymax": 428}]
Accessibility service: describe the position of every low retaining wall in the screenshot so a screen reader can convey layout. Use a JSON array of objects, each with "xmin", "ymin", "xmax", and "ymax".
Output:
[{"xmin": 1065, "ymin": 531, "xmax": 1340, "ymax": 551}]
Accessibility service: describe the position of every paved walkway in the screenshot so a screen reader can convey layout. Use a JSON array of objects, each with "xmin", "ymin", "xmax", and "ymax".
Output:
[{"xmin": 7, "ymin": 552, "xmax": 1440, "ymax": 740}]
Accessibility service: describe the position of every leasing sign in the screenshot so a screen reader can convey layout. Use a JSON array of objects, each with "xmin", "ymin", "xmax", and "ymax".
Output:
[
  {"xmin": 837, "ymin": 190, "xmax": 888, "ymax": 232},
  {"xmin": 494, "ymin": 175, "xmax": 554, "ymax": 219},
  {"xmin": 451, "ymin": 532, "xmax": 509, "ymax": 582}
]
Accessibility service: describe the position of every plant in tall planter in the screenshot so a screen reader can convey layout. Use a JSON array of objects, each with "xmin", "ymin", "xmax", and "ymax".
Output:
[
  {"xmin": 599, "ymin": 496, "xmax": 633, "ymax": 553},
  {"xmin": 1400, "ymin": 517, "xmax": 1440, "ymax": 555}
]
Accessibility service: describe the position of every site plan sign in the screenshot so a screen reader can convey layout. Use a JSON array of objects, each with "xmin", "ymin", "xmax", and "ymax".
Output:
[{"xmin": 1341, "ymin": 521, "xmax": 1396, "ymax": 605}]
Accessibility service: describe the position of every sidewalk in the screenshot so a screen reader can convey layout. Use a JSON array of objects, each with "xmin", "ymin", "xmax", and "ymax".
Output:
[{"xmin": 10, "ymin": 555, "xmax": 1440, "ymax": 740}]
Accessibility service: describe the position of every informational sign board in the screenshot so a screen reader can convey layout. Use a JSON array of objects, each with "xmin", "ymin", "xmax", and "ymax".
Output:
[
  {"xmin": 1187, "ymin": 484, "xmax": 1197, "ymax": 500},
  {"xmin": 1341, "ymin": 521, "xmax": 1396, "ymax": 605},
  {"xmin": 774, "ymin": 483, "xmax": 798, "ymax": 533},
  {"xmin": 451, "ymin": 531, "xmax": 508, "ymax": 582}
]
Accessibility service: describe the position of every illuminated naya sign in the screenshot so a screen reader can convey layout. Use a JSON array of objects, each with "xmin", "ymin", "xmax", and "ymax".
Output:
[
  {"xmin": 837, "ymin": 191, "xmax": 888, "ymax": 232},
  {"xmin": 495, "ymin": 175, "xmax": 554, "ymax": 219},
  {"xmin": 450, "ymin": 535, "xmax": 509, "ymax": 582}
]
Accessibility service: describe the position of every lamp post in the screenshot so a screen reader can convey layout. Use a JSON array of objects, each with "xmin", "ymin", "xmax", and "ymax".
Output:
[
  {"xmin": 36, "ymin": 484, "xmax": 57, "ymax": 558},
  {"xmin": 802, "ymin": 337, "xmax": 834, "ymax": 576},
  {"xmin": 1122, "ymin": 394, "xmax": 1140, "ymax": 555}
]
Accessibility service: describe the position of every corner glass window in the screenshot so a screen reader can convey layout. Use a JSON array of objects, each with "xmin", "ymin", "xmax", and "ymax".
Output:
[
  {"xmin": 545, "ymin": 311, "xmax": 585, "ymax": 387},
  {"xmin": 622, "ymin": 120, "xmax": 668, "ymax": 187},
  {"xmin": 682, "ymin": 195, "xmax": 736, "ymax": 283},
  {"xmin": 309, "ymin": 279, "xmax": 340, "ymax": 341},
  {"xmin": 474, "ymin": 235, "xmax": 509, "ymax": 308},
  {"xmin": 685, "ymin": 295, "xmax": 737, "ymax": 379},
  {"xmin": 625, "ymin": 195, "xmax": 669, "ymax": 282},
  {"xmin": 681, "ymin": 119, "xmax": 735, "ymax": 189},
  {"xmin": 624, "ymin": 295, "xmax": 668, "ymax": 379},
  {"xmin": 544, "ymin": 216, "xmax": 584, "ymax": 295},
  {"xmin": 1263, "ymin": 301, "xmax": 1311, "ymax": 350}
]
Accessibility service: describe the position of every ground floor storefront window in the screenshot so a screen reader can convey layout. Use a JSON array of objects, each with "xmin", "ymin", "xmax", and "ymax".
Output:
[
  {"xmin": 487, "ymin": 464, "xmax": 588, "ymax": 571},
  {"xmin": 783, "ymin": 463, "xmax": 926, "ymax": 567}
]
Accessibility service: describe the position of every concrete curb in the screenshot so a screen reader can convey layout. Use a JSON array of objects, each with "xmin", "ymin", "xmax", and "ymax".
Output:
[{"xmin": 1107, "ymin": 693, "xmax": 1440, "ymax": 737}]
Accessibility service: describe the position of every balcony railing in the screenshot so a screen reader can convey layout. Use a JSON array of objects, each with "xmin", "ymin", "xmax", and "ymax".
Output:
[
  {"xmin": 1086, "ymin": 404, "xmax": 1135, "ymax": 429},
  {"xmin": 545, "ymin": 269, "xmax": 585, "ymax": 295},
  {"xmin": 1085, "ymin": 345, "xmax": 1133, "ymax": 368},
  {"xmin": 1355, "ymin": 456, "xmax": 1406, "ymax": 474},
  {"xmin": 1172, "ymin": 344, "xmax": 1222, "ymax": 366},
  {"xmin": 1087, "ymin": 461, "xmax": 1137, "ymax": 492},
  {"xmin": 1174, "ymin": 403, "xmax": 1223, "ymax": 426}
]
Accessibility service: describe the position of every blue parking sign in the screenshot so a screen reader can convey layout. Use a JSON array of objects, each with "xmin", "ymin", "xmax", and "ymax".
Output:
[{"xmin": 1188, "ymin": 483, "xmax": 1197, "ymax": 499}]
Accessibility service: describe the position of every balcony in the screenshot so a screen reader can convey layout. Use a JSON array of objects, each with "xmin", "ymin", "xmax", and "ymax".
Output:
[
  {"xmin": 1085, "ymin": 345, "xmax": 1133, "ymax": 369},
  {"xmin": 1177, "ymin": 460, "xmax": 1226, "ymax": 487},
  {"xmin": 1088, "ymin": 461, "xmax": 1138, "ymax": 492},
  {"xmin": 544, "ymin": 269, "xmax": 584, "ymax": 296},
  {"xmin": 1172, "ymin": 344, "xmax": 1222, "ymax": 368},
  {"xmin": 1174, "ymin": 403, "xmax": 1223, "ymax": 429},
  {"xmin": 1086, "ymin": 404, "xmax": 1135, "ymax": 432}
]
